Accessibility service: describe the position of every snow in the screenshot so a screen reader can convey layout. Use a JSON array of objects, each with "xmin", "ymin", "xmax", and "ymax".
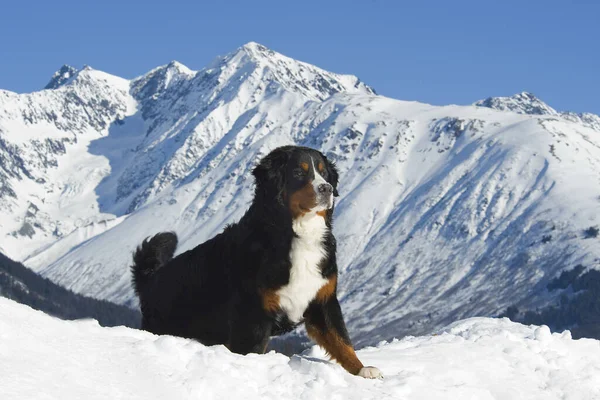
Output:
[{"xmin": 1, "ymin": 297, "xmax": 599, "ymax": 399}]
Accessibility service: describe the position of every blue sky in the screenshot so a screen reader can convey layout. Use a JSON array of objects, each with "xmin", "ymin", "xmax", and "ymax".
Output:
[{"xmin": 1, "ymin": 0, "xmax": 598, "ymax": 114}]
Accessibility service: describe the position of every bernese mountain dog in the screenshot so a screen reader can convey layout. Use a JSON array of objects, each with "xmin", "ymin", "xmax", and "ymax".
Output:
[{"xmin": 131, "ymin": 145, "xmax": 382, "ymax": 378}]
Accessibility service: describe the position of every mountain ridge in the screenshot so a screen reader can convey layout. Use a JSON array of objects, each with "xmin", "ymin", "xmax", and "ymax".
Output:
[
  {"xmin": 1, "ymin": 42, "xmax": 600, "ymax": 344},
  {"xmin": 474, "ymin": 91, "xmax": 600, "ymax": 131}
]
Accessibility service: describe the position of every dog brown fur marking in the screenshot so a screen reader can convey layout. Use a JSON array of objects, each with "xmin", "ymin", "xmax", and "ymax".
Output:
[
  {"xmin": 315, "ymin": 275, "xmax": 337, "ymax": 303},
  {"xmin": 306, "ymin": 323, "xmax": 364, "ymax": 375},
  {"xmin": 288, "ymin": 181, "xmax": 317, "ymax": 218},
  {"xmin": 260, "ymin": 289, "xmax": 280, "ymax": 313}
]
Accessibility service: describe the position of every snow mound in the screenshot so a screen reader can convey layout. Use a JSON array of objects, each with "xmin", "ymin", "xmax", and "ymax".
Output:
[{"xmin": 1, "ymin": 297, "xmax": 599, "ymax": 400}]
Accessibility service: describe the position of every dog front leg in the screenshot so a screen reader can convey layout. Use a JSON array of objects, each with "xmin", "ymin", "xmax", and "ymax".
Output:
[{"xmin": 304, "ymin": 295, "xmax": 382, "ymax": 378}]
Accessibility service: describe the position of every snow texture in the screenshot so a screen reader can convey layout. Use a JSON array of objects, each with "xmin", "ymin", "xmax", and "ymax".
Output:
[
  {"xmin": 1, "ymin": 43, "xmax": 600, "ymax": 345},
  {"xmin": 1, "ymin": 297, "xmax": 599, "ymax": 400}
]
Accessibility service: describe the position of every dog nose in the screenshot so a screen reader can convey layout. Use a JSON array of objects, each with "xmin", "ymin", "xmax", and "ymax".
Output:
[{"xmin": 318, "ymin": 183, "xmax": 333, "ymax": 195}]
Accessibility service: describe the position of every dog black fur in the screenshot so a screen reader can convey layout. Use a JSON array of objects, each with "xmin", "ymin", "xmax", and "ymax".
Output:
[{"xmin": 131, "ymin": 145, "xmax": 381, "ymax": 377}]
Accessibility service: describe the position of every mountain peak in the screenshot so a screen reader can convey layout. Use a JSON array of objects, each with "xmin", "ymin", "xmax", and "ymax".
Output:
[
  {"xmin": 165, "ymin": 60, "xmax": 194, "ymax": 75},
  {"xmin": 475, "ymin": 92, "xmax": 600, "ymax": 131},
  {"xmin": 131, "ymin": 60, "xmax": 196, "ymax": 100},
  {"xmin": 240, "ymin": 41, "xmax": 266, "ymax": 52},
  {"xmin": 238, "ymin": 41, "xmax": 276, "ymax": 60},
  {"xmin": 217, "ymin": 42, "xmax": 375, "ymax": 100},
  {"xmin": 44, "ymin": 65, "xmax": 79, "ymax": 90},
  {"xmin": 474, "ymin": 91, "xmax": 557, "ymax": 116}
]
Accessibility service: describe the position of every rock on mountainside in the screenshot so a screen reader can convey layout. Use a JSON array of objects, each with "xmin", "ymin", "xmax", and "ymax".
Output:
[
  {"xmin": 1, "ymin": 42, "xmax": 600, "ymax": 345},
  {"xmin": 44, "ymin": 65, "xmax": 79, "ymax": 90}
]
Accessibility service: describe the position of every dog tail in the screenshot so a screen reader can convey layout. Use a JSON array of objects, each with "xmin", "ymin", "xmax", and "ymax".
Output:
[{"xmin": 131, "ymin": 232, "xmax": 178, "ymax": 295}]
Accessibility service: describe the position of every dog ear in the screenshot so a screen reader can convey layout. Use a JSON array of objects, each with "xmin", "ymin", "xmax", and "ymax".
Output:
[
  {"xmin": 323, "ymin": 155, "xmax": 340, "ymax": 197},
  {"xmin": 252, "ymin": 147, "xmax": 291, "ymax": 205}
]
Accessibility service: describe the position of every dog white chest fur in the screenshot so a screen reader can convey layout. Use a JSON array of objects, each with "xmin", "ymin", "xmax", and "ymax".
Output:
[{"xmin": 277, "ymin": 213, "xmax": 329, "ymax": 323}]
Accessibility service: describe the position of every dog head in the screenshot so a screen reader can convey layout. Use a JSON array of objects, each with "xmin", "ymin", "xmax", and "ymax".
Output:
[{"xmin": 253, "ymin": 146, "xmax": 339, "ymax": 219}]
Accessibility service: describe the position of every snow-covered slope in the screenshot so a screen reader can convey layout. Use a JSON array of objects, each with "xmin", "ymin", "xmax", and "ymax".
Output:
[
  {"xmin": 0, "ymin": 42, "xmax": 372, "ymax": 261},
  {"xmin": 1, "ymin": 42, "xmax": 600, "ymax": 344},
  {"xmin": 474, "ymin": 91, "xmax": 600, "ymax": 131},
  {"xmin": 2, "ymin": 297, "xmax": 599, "ymax": 400}
]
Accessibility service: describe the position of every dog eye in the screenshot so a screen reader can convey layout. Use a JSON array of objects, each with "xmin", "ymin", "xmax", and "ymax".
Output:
[{"xmin": 293, "ymin": 168, "xmax": 306, "ymax": 179}]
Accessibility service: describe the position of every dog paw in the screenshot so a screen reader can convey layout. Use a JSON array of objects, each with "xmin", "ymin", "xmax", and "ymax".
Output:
[{"xmin": 358, "ymin": 366, "xmax": 383, "ymax": 379}]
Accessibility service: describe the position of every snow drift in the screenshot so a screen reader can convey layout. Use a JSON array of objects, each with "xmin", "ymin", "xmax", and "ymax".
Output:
[{"xmin": 1, "ymin": 297, "xmax": 599, "ymax": 400}]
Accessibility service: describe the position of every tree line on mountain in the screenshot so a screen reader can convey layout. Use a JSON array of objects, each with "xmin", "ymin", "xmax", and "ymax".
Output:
[
  {"xmin": 502, "ymin": 264, "xmax": 600, "ymax": 339},
  {"xmin": 0, "ymin": 251, "xmax": 140, "ymax": 328},
  {"xmin": 3, "ymin": 246, "xmax": 599, "ymax": 342}
]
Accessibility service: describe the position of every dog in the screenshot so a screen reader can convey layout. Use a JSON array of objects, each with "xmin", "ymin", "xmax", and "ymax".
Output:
[{"xmin": 131, "ymin": 145, "xmax": 382, "ymax": 378}]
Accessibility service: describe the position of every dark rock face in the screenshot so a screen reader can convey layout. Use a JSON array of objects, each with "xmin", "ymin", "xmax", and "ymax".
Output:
[{"xmin": 44, "ymin": 65, "xmax": 79, "ymax": 90}]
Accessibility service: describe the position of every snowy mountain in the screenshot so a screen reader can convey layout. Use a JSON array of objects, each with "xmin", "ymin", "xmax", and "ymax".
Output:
[
  {"xmin": 474, "ymin": 91, "xmax": 559, "ymax": 115},
  {"xmin": 474, "ymin": 91, "xmax": 600, "ymax": 131},
  {"xmin": 1, "ymin": 42, "xmax": 600, "ymax": 345},
  {"xmin": 2, "ymin": 297, "xmax": 599, "ymax": 400}
]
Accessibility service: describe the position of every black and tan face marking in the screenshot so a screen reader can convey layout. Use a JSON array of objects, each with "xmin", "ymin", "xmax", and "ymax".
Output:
[
  {"xmin": 285, "ymin": 150, "xmax": 335, "ymax": 219},
  {"xmin": 253, "ymin": 146, "xmax": 339, "ymax": 218}
]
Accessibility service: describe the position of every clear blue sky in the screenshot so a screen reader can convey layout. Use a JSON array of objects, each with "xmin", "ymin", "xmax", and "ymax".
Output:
[{"xmin": 1, "ymin": 0, "xmax": 598, "ymax": 114}]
